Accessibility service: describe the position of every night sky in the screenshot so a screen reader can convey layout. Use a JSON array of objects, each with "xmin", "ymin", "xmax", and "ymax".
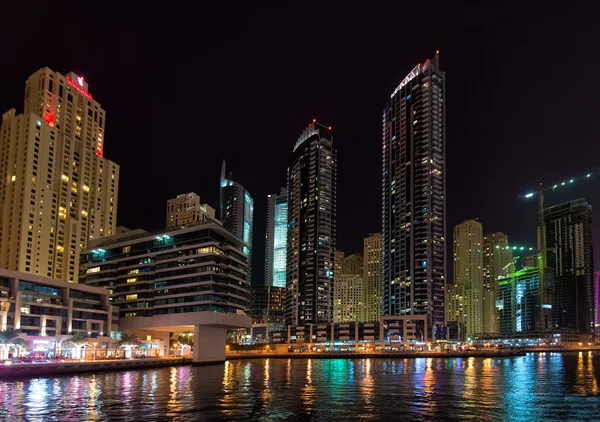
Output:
[{"xmin": 2, "ymin": 3, "xmax": 599, "ymax": 284}]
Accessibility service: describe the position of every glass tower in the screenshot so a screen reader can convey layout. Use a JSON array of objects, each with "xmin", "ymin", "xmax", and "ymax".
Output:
[
  {"xmin": 266, "ymin": 188, "xmax": 288, "ymax": 288},
  {"xmin": 381, "ymin": 52, "xmax": 446, "ymax": 339},
  {"xmin": 220, "ymin": 160, "xmax": 254, "ymax": 280},
  {"xmin": 286, "ymin": 121, "xmax": 337, "ymax": 325}
]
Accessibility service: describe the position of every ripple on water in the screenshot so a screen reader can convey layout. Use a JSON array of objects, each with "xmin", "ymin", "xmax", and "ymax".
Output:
[{"xmin": 0, "ymin": 353, "xmax": 599, "ymax": 421}]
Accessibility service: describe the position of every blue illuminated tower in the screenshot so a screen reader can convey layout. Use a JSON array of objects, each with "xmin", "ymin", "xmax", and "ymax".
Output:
[
  {"xmin": 266, "ymin": 188, "xmax": 287, "ymax": 288},
  {"xmin": 220, "ymin": 160, "xmax": 254, "ymax": 281}
]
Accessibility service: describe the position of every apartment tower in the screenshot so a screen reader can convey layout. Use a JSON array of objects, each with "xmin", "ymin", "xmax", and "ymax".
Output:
[
  {"xmin": 286, "ymin": 120, "xmax": 336, "ymax": 325},
  {"xmin": 166, "ymin": 192, "xmax": 215, "ymax": 229},
  {"xmin": 363, "ymin": 233, "xmax": 382, "ymax": 322},
  {"xmin": 382, "ymin": 52, "xmax": 446, "ymax": 338},
  {"xmin": 454, "ymin": 219, "xmax": 483, "ymax": 339},
  {"xmin": 0, "ymin": 68, "xmax": 119, "ymax": 282}
]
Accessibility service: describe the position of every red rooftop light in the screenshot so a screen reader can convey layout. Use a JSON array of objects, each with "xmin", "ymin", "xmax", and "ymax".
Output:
[
  {"xmin": 312, "ymin": 118, "xmax": 316, "ymax": 123},
  {"xmin": 328, "ymin": 126, "xmax": 332, "ymax": 130},
  {"xmin": 436, "ymin": 50, "xmax": 440, "ymax": 54}
]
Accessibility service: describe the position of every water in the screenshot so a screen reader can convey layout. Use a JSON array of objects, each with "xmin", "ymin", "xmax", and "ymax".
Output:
[{"xmin": 1, "ymin": 352, "xmax": 599, "ymax": 421}]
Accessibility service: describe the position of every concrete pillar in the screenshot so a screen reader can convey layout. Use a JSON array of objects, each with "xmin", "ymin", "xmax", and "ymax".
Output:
[{"xmin": 192, "ymin": 325, "xmax": 227, "ymax": 365}]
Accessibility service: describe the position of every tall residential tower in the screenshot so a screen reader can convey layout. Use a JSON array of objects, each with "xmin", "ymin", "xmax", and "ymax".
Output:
[
  {"xmin": 382, "ymin": 52, "xmax": 446, "ymax": 338},
  {"xmin": 265, "ymin": 188, "xmax": 287, "ymax": 288},
  {"xmin": 286, "ymin": 121, "xmax": 337, "ymax": 325},
  {"xmin": 363, "ymin": 233, "xmax": 382, "ymax": 322},
  {"xmin": 220, "ymin": 161, "xmax": 254, "ymax": 278},
  {"xmin": 0, "ymin": 68, "xmax": 119, "ymax": 282}
]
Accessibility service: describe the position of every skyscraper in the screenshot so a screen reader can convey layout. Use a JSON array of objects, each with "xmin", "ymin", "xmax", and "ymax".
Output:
[
  {"xmin": 220, "ymin": 160, "xmax": 254, "ymax": 276},
  {"xmin": 166, "ymin": 192, "xmax": 215, "ymax": 229},
  {"xmin": 286, "ymin": 121, "xmax": 336, "ymax": 325},
  {"xmin": 363, "ymin": 233, "xmax": 382, "ymax": 322},
  {"xmin": 594, "ymin": 271, "xmax": 600, "ymax": 336},
  {"xmin": 454, "ymin": 219, "xmax": 483, "ymax": 338},
  {"xmin": 334, "ymin": 273, "xmax": 362, "ymax": 323},
  {"xmin": 541, "ymin": 199, "xmax": 595, "ymax": 334},
  {"xmin": 382, "ymin": 52, "xmax": 446, "ymax": 339},
  {"xmin": 482, "ymin": 232, "xmax": 513, "ymax": 333},
  {"xmin": 343, "ymin": 253, "xmax": 364, "ymax": 275},
  {"xmin": 0, "ymin": 68, "xmax": 119, "ymax": 282},
  {"xmin": 265, "ymin": 188, "xmax": 287, "ymax": 288}
]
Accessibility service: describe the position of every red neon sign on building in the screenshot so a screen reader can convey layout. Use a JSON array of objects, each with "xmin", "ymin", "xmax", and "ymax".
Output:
[{"xmin": 65, "ymin": 76, "xmax": 93, "ymax": 100}]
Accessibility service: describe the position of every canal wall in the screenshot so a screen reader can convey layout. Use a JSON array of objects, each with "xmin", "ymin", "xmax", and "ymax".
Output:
[
  {"xmin": 0, "ymin": 358, "xmax": 192, "ymax": 379},
  {"xmin": 225, "ymin": 350, "xmax": 527, "ymax": 360}
]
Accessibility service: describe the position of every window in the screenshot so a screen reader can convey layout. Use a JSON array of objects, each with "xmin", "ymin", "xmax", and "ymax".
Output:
[
  {"xmin": 123, "ymin": 246, "xmax": 131, "ymax": 253},
  {"xmin": 125, "ymin": 294, "xmax": 138, "ymax": 301}
]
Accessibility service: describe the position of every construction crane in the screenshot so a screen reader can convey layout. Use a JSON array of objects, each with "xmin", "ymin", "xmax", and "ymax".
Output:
[{"xmin": 520, "ymin": 171, "xmax": 596, "ymax": 331}]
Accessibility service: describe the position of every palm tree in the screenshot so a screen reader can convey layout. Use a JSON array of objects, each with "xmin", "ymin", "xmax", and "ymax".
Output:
[
  {"xmin": 177, "ymin": 334, "xmax": 193, "ymax": 356},
  {"xmin": 64, "ymin": 332, "xmax": 89, "ymax": 359},
  {"xmin": 0, "ymin": 329, "xmax": 21, "ymax": 359},
  {"xmin": 115, "ymin": 332, "xmax": 141, "ymax": 357}
]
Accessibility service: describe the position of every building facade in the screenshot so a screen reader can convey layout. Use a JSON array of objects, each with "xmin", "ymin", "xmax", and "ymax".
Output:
[
  {"xmin": 482, "ymin": 232, "xmax": 513, "ymax": 334},
  {"xmin": 595, "ymin": 271, "xmax": 600, "ymax": 336},
  {"xmin": 79, "ymin": 222, "xmax": 250, "ymax": 320},
  {"xmin": 220, "ymin": 160, "xmax": 253, "ymax": 267},
  {"xmin": 248, "ymin": 285, "xmax": 285, "ymax": 325},
  {"xmin": 382, "ymin": 52, "xmax": 446, "ymax": 339},
  {"xmin": 542, "ymin": 199, "xmax": 595, "ymax": 334},
  {"xmin": 496, "ymin": 268, "xmax": 553, "ymax": 335},
  {"xmin": 265, "ymin": 188, "xmax": 287, "ymax": 288},
  {"xmin": 363, "ymin": 233, "xmax": 382, "ymax": 322},
  {"xmin": 0, "ymin": 268, "xmax": 115, "ymax": 339},
  {"xmin": 334, "ymin": 273, "xmax": 363, "ymax": 323},
  {"xmin": 343, "ymin": 253, "xmax": 364, "ymax": 275},
  {"xmin": 286, "ymin": 121, "xmax": 337, "ymax": 325},
  {"xmin": 453, "ymin": 219, "xmax": 483, "ymax": 339},
  {"xmin": 166, "ymin": 192, "xmax": 215, "ymax": 229},
  {"xmin": 0, "ymin": 68, "xmax": 119, "ymax": 282}
]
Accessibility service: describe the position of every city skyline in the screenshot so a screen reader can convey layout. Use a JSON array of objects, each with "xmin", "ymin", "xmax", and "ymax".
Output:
[{"xmin": 1, "ymin": 4, "xmax": 599, "ymax": 287}]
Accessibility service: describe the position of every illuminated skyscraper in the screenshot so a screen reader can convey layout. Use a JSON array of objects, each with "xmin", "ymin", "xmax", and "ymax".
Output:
[
  {"xmin": 454, "ymin": 219, "xmax": 483, "ymax": 339},
  {"xmin": 541, "ymin": 199, "xmax": 595, "ymax": 334},
  {"xmin": 482, "ymin": 232, "xmax": 513, "ymax": 333},
  {"xmin": 220, "ymin": 160, "xmax": 254, "ymax": 279},
  {"xmin": 265, "ymin": 188, "xmax": 287, "ymax": 288},
  {"xmin": 334, "ymin": 273, "xmax": 362, "ymax": 323},
  {"xmin": 0, "ymin": 68, "xmax": 119, "ymax": 282},
  {"xmin": 363, "ymin": 233, "xmax": 382, "ymax": 322},
  {"xmin": 595, "ymin": 271, "xmax": 600, "ymax": 336},
  {"xmin": 286, "ymin": 121, "xmax": 336, "ymax": 325},
  {"xmin": 382, "ymin": 52, "xmax": 446, "ymax": 338}
]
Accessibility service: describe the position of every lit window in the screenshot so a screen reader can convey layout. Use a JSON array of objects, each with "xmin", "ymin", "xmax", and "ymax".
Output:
[
  {"xmin": 123, "ymin": 246, "xmax": 131, "ymax": 253},
  {"xmin": 125, "ymin": 294, "xmax": 138, "ymax": 300},
  {"xmin": 11, "ymin": 175, "xmax": 16, "ymax": 182},
  {"xmin": 61, "ymin": 175, "xmax": 69, "ymax": 182},
  {"xmin": 127, "ymin": 278, "xmax": 137, "ymax": 283},
  {"xmin": 86, "ymin": 267, "xmax": 100, "ymax": 274}
]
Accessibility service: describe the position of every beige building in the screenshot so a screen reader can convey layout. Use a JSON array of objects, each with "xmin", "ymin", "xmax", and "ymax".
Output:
[
  {"xmin": 343, "ymin": 253, "xmax": 364, "ymax": 275},
  {"xmin": 0, "ymin": 68, "xmax": 119, "ymax": 282},
  {"xmin": 166, "ymin": 192, "xmax": 215, "ymax": 229},
  {"xmin": 453, "ymin": 219, "xmax": 483, "ymax": 339},
  {"xmin": 363, "ymin": 233, "xmax": 382, "ymax": 322},
  {"xmin": 334, "ymin": 273, "xmax": 363, "ymax": 323},
  {"xmin": 446, "ymin": 283, "xmax": 463, "ymax": 326},
  {"xmin": 482, "ymin": 232, "xmax": 513, "ymax": 333},
  {"xmin": 334, "ymin": 250, "xmax": 345, "ymax": 277}
]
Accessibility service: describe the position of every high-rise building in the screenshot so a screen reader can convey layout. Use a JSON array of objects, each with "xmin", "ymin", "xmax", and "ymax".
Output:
[
  {"xmin": 594, "ymin": 271, "xmax": 600, "ymax": 336},
  {"xmin": 363, "ymin": 233, "xmax": 382, "ymax": 322},
  {"xmin": 265, "ymin": 188, "xmax": 287, "ymax": 288},
  {"xmin": 482, "ymin": 232, "xmax": 513, "ymax": 333},
  {"xmin": 166, "ymin": 192, "xmax": 215, "ymax": 229},
  {"xmin": 382, "ymin": 52, "xmax": 446, "ymax": 339},
  {"xmin": 334, "ymin": 273, "xmax": 362, "ymax": 323},
  {"xmin": 334, "ymin": 250, "xmax": 345, "ymax": 278},
  {"xmin": 541, "ymin": 199, "xmax": 595, "ymax": 334},
  {"xmin": 286, "ymin": 121, "xmax": 336, "ymax": 325},
  {"xmin": 220, "ymin": 160, "xmax": 253, "ymax": 274},
  {"xmin": 453, "ymin": 219, "xmax": 483, "ymax": 339},
  {"xmin": 343, "ymin": 253, "xmax": 364, "ymax": 275},
  {"xmin": 0, "ymin": 68, "xmax": 119, "ymax": 282},
  {"xmin": 496, "ymin": 267, "xmax": 554, "ymax": 334},
  {"xmin": 521, "ymin": 254, "xmax": 539, "ymax": 269},
  {"xmin": 446, "ymin": 283, "xmax": 464, "ymax": 338}
]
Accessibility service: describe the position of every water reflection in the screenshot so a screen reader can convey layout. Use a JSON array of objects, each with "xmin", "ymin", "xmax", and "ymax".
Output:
[{"xmin": 0, "ymin": 354, "xmax": 599, "ymax": 420}]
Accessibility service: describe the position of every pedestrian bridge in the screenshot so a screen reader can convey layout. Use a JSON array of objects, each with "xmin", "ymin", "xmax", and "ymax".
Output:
[{"xmin": 118, "ymin": 312, "xmax": 252, "ymax": 364}]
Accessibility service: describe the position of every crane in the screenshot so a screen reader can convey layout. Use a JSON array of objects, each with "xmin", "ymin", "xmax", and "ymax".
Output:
[{"xmin": 520, "ymin": 171, "xmax": 596, "ymax": 331}]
